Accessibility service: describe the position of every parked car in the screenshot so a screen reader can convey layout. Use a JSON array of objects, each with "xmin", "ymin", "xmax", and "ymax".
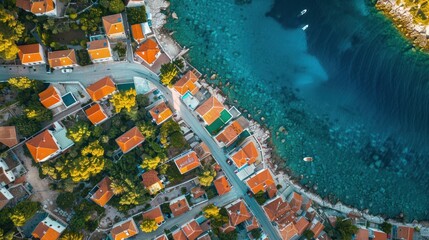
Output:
[
  {"xmin": 61, "ymin": 68, "xmax": 73, "ymax": 73},
  {"xmin": 226, "ymin": 159, "xmax": 233, "ymax": 165},
  {"xmin": 45, "ymin": 65, "xmax": 52, "ymax": 74}
]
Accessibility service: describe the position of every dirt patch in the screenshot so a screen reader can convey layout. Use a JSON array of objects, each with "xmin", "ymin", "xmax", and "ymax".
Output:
[{"xmin": 51, "ymin": 29, "xmax": 86, "ymax": 45}]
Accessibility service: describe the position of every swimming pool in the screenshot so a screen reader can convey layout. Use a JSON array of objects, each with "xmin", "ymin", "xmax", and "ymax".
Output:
[
  {"xmin": 61, "ymin": 92, "xmax": 77, "ymax": 108},
  {"xmin": 182, "ymin": 92, "xmax": 199, "ymax": 110}
]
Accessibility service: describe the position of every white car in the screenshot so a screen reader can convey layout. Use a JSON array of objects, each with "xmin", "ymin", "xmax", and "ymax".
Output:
[{"xmin": 61, "ymin": 68, "xmax": 73, "ymax": 73}]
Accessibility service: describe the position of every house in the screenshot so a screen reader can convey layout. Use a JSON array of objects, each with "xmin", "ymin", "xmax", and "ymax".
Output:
[
  {"xmin": 215, "ymin": 120, "xmax": 244, "ymax": 147},
  {"xmin": 110, "ymin": 218, "xmax": 139, "ymax": 240},
  {"xmin": 87, "ymin": 39, "xmax": 113, "ymax": 63},
  {"xmin": 245, "ymin": 168, "xmax": 277, "ymax": 198},
  {"xmin": 154, "ymin": 234, "xmax": 168, "ymax": 240},
  {"xmin": 278, "ymin": 222, "xmax": 299, "ymax": 240},
  {"xmin": 288, "ymin": 192, "xmax": 303, "ymax": 213},
  {"xmin": 193, "ymin": 142, "xmax": 211, "ymax": 160},
  {"xmin": 174, "ymin": 151, "xmax": 201, "ymax": 174},
  {"xmin": 48, "ymin": 49, "xmax": 78, "ymax": 69},
  {"xmin": 294, "ymin": 217, "xmax": 310, "ymax": 235},
  {"xmin": 263, "ymin": 196, "xmax": 293, "ymax": 223},
  {"xmin": 197, "ymin": 234, "xmax": 211, "ymax": 240},
  {"xmin": 182, "ymin": 220, "xmax": 203, "ymax": 240},
  {"xmin": 90, "ymin": 177, "xmax": 114, "ymax": 207},
  {"xmin": 245, "ymin": 216, "xmax": 260, "ymax": 232},
  {"xmin": 0, "ymin": 160, "xmax": 15, "ymax": 186},
  {"xmin": 169, "ymin": 195, "xmax": 190, "ymax": 217},
  {"xmin": 85, "ymin": 104, "xmax": 108, "ymax": 125},
  {"xmin": 195, "ymin": 96, "xmax": 226, "ymax": 126},
  {"xmin": 26, "ymin": 130, "xmax": 61, "ymax": 163},
  {"xmin": 174, "ymin": 71, "xmax": 200, "ymax": 96},
  {"xmin": 86, "ymin": 76, "xmax": 117, "ymax": 101},
  {"xmin": 131, "ymin": 23, "xmax": 145, "ymax": 44},
  {"xmin": 142, "ymin": 206, "xmax": 164, "ymax": 225},
  {"xmin": 355, "ymin": 227, "xmax": 369, "ymax": 240},
  {"xmin": 149, "ymin": 102, "xmax": 173, "ymax": 125},
  {"xmin": 141, "ymin": 170, "xmax": 163, "ymax": 195},
  {"xmin": 0, "ymin": 187, "xmax": 13, "ymax": 210},
  {"xmin": 310, "ymin": 220, "xmax": 325, "ymax": 239},
  {"xmin": 32, "ymin": 216, "xmax": 66, "ymax": 240},
  {"xmin": 16, "ymin": 0, "xmax": 57, "ymax": 16},
  {"xmin": 394, "ymin": 225, "xmax": 414, "ymax": 240},
  {"xmin": 0, "ymin": 126, "xmax": 18, "ymax": 147},
  {"xmin": 17, "ymin": 44, "xmax": 46, "ymax": 65},
  {"xmin": 213, "ymin": 176, "xmax": 231, "ymax": 196},
  {"xmin": 369, "ymin": 228, "xmax": 388, "ymax": 240},
  {"xmin": 172, "ymin": 229, "xmax": 187, "ymax": 240},
  {"xmin": 191, "ymin": 186, "xmax": 205, "ymax": 199},
  {"xmin": 135, "ymin": 39, "xmax": 161, "ymax": 66},
  {"xmin": 229, "ymin": 141, "xmax": 259, "ymax": 169},
  {"xmin": 39, "ymin": 85, "xmax": 63, "ymax": 109},
  {"xmin": 226, "ymin": 199, "xmax": 252, "ymax": 226},
  {"xmin": 102, "ymin": 13, "xmax": 126, "ymax": 39},
  {"xmin": 125, "ymin": 0, "xmax": 145, "ymax": 7},
  {"xmin": 115, "ymin": 126, "xmax": 145, "ymax": 153}
]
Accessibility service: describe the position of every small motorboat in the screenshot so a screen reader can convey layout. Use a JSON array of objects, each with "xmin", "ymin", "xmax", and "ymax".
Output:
[
  {"xmin": 303, "ymin": 157, "xmax": 313, "ymax": 162},
  {"xmin": 298, "ymin": 9, "xmax": 307, "ymax": 17},
  {"xmin": 302, "ymin": 24, "xmax": 309, "ymax": 31}
]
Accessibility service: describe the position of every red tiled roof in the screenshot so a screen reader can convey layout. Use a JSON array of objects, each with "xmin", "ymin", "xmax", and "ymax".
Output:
[
  {"xmin": 48, "ymin": 49, "xmax": 77, "ymax": 68},
  {"xmin": 18, "ymin": 44, "xmax": 44, "ymax": 64},
  {"xmin": 25, "ymin": 130, "xmax": 59, "ymax": 162},
  {"xmin": 172, "ymin": 229, "xmax": 187, "ymax": 240},
  {"xmin": 193, "ymin": 142, "xmax": 211, "ymax": 159},
  {"xmin": 149, "ymin": 102, "xmax": 173, "ymax": 125},
  {"xmin": 215, "ymin": 120, "xmax": 244, "ymax": 146},
  {"xmin": 87, "ymin": 39, "xmax": 112, "ymax": 60},
  {"xmin": 32, "ymin": 220, "xmax": 62, "ymax": 240},
  {"xmin": 174, "ymin": 151, "xmax": 201, "ymax": 174},
  {"xmin": 115, "ymin": 127, "xmax": 145, "ymax": 153},
  {"xmin": 182, "ymin": 220, "xmax": 203, "ymax": 240},
  {"xmin": 85, "ymin": 104, "xmax": 108, "ymax": 125},
  {"xmin": 191, "ymin": 186, "xmax": 205, "ymax": 199},
  {"xmin": 213, "ymin": 176, "xmax": 231, "ymax": 195},
  {"xmin": 310, "ymin": 221, "xmax": 325, "ymax": 238},
  {"xmin": 0, "ymin": 126, "xmax": 18, "ymax": 147},
  {"xmin": 279, "ymin": 222, "xmax": 299, "ymax": 240},
  {"xmin": 245, "ymin": 169, "xmax": 277, "ymax": 198},
  {"xmin": 195, "ymin": 96, "xmax": 225, "ymax": 125},
  {"xmin": 91, "ymin": 177, "xmax": 114, "ymax": 207},
  {"xmin": 230, "ymin": 141, "xmax": 258, "ymax": 168},
  {"xmin": 289, "ymin": 192, "xmax": 303, "ymax": 213},
  {"xmin": 110, "ymin": 219, "xmax": 138, "ymax": 240},
  {"xmin": 355, "ymin": 228, "xmax": 369, "ymax": 240},
  {"xmin": 142, "ymin": 206, "xmax": 164, "ymax": 225},
  {"xmin": 135, "ymin": 39, "xmax": 160, "ymax": 65},
  {"xmin": 154, "ymin": 234, "xmax": 168, "ymax": 240},
  {"xmin": 397, "ymin": 226, "xmax": 414, "ymax": 240},
  {"xmin": 103, "ymin": 14, "xmax": 125, "ymax": 36},
  {"xmin": 39, "ymin": 86, "xmax": 61, "ymax": 109},
  {"xmin": 131, "ymin": 24, "xmax": 145, "ymax": 43},
  {"xmin": 174, "ymin": 71, "xmax": 199, "ymax": 96},
  {"xmin": 86, "ymin": 76, "xmax": 116, "ymax": 101},
  {"xmin": 294, "ymin": 217, "xmax": 310, "ymax": 235},
  {"xmin": 170, "ymin": 197, "xmax": 190, "ymax": 217},
  {"xmin": 263, "ymin": 196, "xmax": 292, "ymax": 222},
  {"xmin": 227, "ymin": 200, "xmax": 251, "ymax": 226},
  {"xmin": 245, "ymin": 216, "xmax": 259, "ymax": 231}
]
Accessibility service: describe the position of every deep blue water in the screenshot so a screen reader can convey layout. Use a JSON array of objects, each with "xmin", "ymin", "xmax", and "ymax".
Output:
[{"xmin": 166, "ymin": 0, "xmax": 429, "ymax": 220}]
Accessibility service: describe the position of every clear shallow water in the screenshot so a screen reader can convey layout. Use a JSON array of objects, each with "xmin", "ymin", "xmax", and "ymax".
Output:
[{"xmin": 166, "ymin": 0, "xmax": 429, "ymax": 220}]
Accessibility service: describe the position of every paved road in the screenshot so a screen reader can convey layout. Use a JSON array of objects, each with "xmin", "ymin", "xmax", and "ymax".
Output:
[{"xmin": 0, "ymin": 62, "xmax": 281, "ymax": 239}]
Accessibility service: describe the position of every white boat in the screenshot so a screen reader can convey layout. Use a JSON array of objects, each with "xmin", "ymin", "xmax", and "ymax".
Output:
[
  {"xmin": 298, "ymin": 9, "xmax": 307, "ymax": 16},
  {"xmin": 303, "ymin": 157, "xmax": 313, "ymax": 162},
  {"xmin": 302, "ymin": 24, "xmax": 309, "ymax": 31}
]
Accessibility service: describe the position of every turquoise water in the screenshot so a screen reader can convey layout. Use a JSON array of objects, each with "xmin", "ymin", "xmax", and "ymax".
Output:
[
  {"xmin": 61, "ymin": 92, "xmax": 77, "ymax": 107},
  {"xmin": 166, "ymin": 0, "xmax": 429, "ymax": 220}
]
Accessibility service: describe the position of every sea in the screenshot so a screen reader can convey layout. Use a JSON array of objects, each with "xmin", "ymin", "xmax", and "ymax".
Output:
[{"xmin": 165, "ymin": 0, "xmax": 429, "ymax": 220}]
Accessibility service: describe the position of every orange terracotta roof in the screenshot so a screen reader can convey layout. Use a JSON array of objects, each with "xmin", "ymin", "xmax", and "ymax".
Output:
[
  {"xmin": 230, "ymin": 141, "xmax": 258, "ymax": 168},
  {"xmin": 220, "ymin": 221, "xmax": 236, "ymax": 233},
  {"xmin": 115, "ymin": 127, "xmax": 145, "ymax": 153},
  {"xmin": 263, "ymin": 196, "xmax": 292, "ymax": 222},
  {"xmin": 215, "ymin": 120, "xmax": 244, "ymax": 146},
  {"xmin": 0, "ymin": 126, "xmax": 18, "ymax": 147},
  {"xmin": 289, "ymin": 192, "xmax": 303, "ymax": 213},
  {"xmin": 279, "ymin": 222, "xmax": 299, "ymax": 240},
  {"xmin": 87, "ymin": 39, "xmax": 112, "ymax": 60},
  {"xmin": 48, "ymin": 49, "xmax": 77, "ymax": 68},
  {"xmin": 397, "ymin": 226, "xmax": 414, "ymax": 240},
  {"xmin": 135, "ymin": 39, "xmax": 160, "ymax": 65},
  {"xmin": 227, "ymin": 200, "xmax": 251, "ymax": 226},
  {"xmin": 310, "ymin": 221, "xmax": 325, "ymax": 238},
  {"xmin": 131, "ymin": 24, "xmax": 145, "ymax": 43},
  {"xmin": 172, "ymin": 229, "xmax": 187, "ymax": 240},
  {"xmin": 195, "ymin": 96, "xmax": 225, "ymax": 125},
  {"xmin": 193, "ymin": 142, "xmax": 211, "ymax": 159},
  {"xmin": 16, "ymin": 0, "xmax": 31, "ymax": 10},
  {"xmin": 174, "ymin": 151, "xmax": 201, "ymax": 174},
  {"xmin": 18, "ymin": 44, "xmax": 43, "ymax": 64},
  {"xmin": 191, "ymin": 186, "xmax": 205, "ymax": 199},
  {"xmin": 302, "ymin": 198, "xmax": 312, "ymax": 212},
  {"xmin": 170, "ymin": 197, "xmax": 190, "ymax": 217},
  {"xmin": 182, "ymin": 220, "xmax": 203, "ymax": 240},
  {"xmin": 103, "ymin": 14, "xmax": 125, "ymax": 36},
  {"xmin": 245, "ymin": 169, "xmax": 277, "ymax": 197},
  {"xmin": 85, "ymin": 104, "xmax": 108, "ymax": 125},
  {"xmin": 213, "ymin": 176, "xmax": 231, "ymax": 195},
  {"xmin": 154, "ymin": 234, "xmax": 168, "ymax": 240},
  {"xmin": 32, "ymin": 220, "xmax": 62, "ymax": 240},
  {"xmin": 16, "ymin": 0, "xmax": 55, "ymax": 14},
  {"xmin": 86, "ymin": 76, "xmax": 116, "ymax": 101},
  {"xmin": 197, "ymin": 234, "xmax": 211, "ymax": 240},
  {"xmin": 149, "ymin": 102, "xmax": 173, "ymax": 125},
  {"xmin": 26, "ymin": 130, "xmax": 59, "ymax": 163},
  {"xmin": 371, "ymin": 229, "xmax": 387, "ymax": 240},
  {"xmin": 141, "ymin": 170, "xmax": 163, "ymax": 194},
  {"xmin": 110, "ymin": 219, "xmax": 138, "ymax": 240},
  {"xmin": 143, "ymin": 206, "xmax": 164, "ymax": 225},
  {"xmin": 245, "ymin": 216, "xmax": 259, "ymax": 232},
  {"xmin": 355, "ymin": 228, "xmax": 369, "ymax": 240},
  {"xmin": 174, "ymin": 71, "xmax": 199, "ymax": 96},
  {"xmin": 294, "ymin": 217, "xmax": 310, "ymax": 235},
  {"xmin": 91, "ymin": 177, "xmax": 114, "ymax": 207},
  {"xmin": 39, "ymin": 86, "xmax": 62, "ymax": 109}
]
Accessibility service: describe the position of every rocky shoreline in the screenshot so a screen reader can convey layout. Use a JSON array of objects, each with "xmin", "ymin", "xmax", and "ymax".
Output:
[{"xmin": 146, "ymin": 0, "xmax": 429, "ymax": 230}]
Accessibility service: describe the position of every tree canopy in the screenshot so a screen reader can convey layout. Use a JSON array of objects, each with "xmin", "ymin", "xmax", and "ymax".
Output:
[
  {"xmin": 141, "ymin": 156, "xmax": 164, "ymax": 170},
  {"xmin": 60, "ymin": 231, "xmax": 84, "ymax": 240},
  {"xmin": 160, "ymin": 63, "xmax": 179, "ymax": 86},
  {"xmin": 67, "ymin": 122, "xmax": 91, "ymax": 143},
  {"xmin": 335, "ymin": 217, "xmax": 359, "ymax": 240},
  {"xmin": 100, "ymin": 0, "xmax": 125, "ymax": 14},
  {"xmin": 140, "ymin": 219, "xmax": 158, "ymax": 233},
  {"xmin": 8, "ymin": 77, "xmax": 37, "ymax": 90},
  {"xmin": 203, "ymin": 204, "xmax": 221, "ymax": 219},
  {"xmin": 0, "ymin": 8, "xmax": 25, "ymax": 60},
  {"xmin": 110, "ymin": 89, "xmax": 137, "ymax": 113},
  {"xmin": 9, "ymin": 200, "xmax": 40, "ymax": 227},
  {"xmin": 24, "ymin": 102, "xmax": 53, "ymax": 122},
  {"xmin": 127, "ymin": 6, "xmax": 147, "ymax": 25},
  {"xmin": 198, "ymin": 169, "xmax": 217, "ymax": 187}
]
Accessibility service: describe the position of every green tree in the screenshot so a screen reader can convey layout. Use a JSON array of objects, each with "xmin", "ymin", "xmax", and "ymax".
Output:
[
  {"xmin": 67, "ymin": 122, "xmax": 91, "ymax": 143},
  {"xmin": 69, "ymin": 156, "xmax": 105, "ymax": 182},
  {"xmin": 170, "ymin": 131, "xmax": 187, "ymax": 148},
  {"xmin": 218, "ymin": 229, "xmax": 237, "ymax": 240},
  {"xmin": 137, "ymin": 122, "xmax": 156, "ymax": 139},
  {"xmin": 8, "ymin": 77, "xmax": 36, "ymax": 90},
  {"xmin": 380, "ymin": 222, "xmax": 392, "ymax": 235},
  {"xmin": 141, "ymin": 156, "xmax": 163, "ymax": 170},
  {"xmin": 0, "ymin": 228, "xmax": 14, "ymax": 240},
  {"xmin": 254, "ymin": 191, "xmax": 267, "ymax": 205},
  {"xmin": 160, "ymin": 63, "xmax": 179, "ymax": 86},
  {"xmin": 110, "ymin": 89, "xmax": 137, "ymax": 113},
  {"xmin": 0, "ymin": 8, "xmax": 25, "ymax": 60},
  {"xmin": 60, "ymin": 231, "xmax": 84, "ymax": 240},
  {"xmin": 140, "ymin": 219, "xmax": 158, "ymax": 233},
  {"xmin": 9, "ymin": 200, "xmax": 40, "ymax": 227},
  {"xmin": 302, "ymin": 229, "xmax": 315, "ymax": 240},
  {"xmin": 100, "ymin": 0, "xmax": 125, "ymax": 13},
  {"xmin": 250, "ymin": 229, "xmax": 261, "ymax": 239},
  {"xmin": 335, "ymin": 217, "xmax": 358, "ymax": 240},
  {"xmin": 56, "ymin": 192, "xmax": 76, "ymax": 210},
  {"xmin": 203, "ymin": 204, "xmax": 220, "ymax": 219},
  {"xmin": 127, "ymin": 6, "xmax": 147, "ymax": 24},
  {"xmin": 160, "ymin": 119, "xmax": 182, "ymax": 146},
  {"xmin": 198, "ymin": 169, "xmax": 216, "ymax": 187},
  {"xmin": 24, "ymin": 103, "xmax": 53, "ymax": 122},
  {"xmin": 10, "ymin": 116, "xmax": 40, "ymax": 137}
]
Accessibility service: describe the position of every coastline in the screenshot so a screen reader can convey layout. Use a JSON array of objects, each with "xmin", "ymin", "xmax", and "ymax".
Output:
[{"xmin": 146, "ymin": 0, "xmax": 429, "ymax": 229}]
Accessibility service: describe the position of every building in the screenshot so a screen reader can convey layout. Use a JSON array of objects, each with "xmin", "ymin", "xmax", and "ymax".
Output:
[
  {"xmin": 310, "ymin": 220, "xmax": 325, "ymax": 239},
  {"xmin": 394, "ymin": 225, "xmax": 414, "ymax": 240},
  {"xmin": 174, "ymin": 71, "xmax": 200, "ymax": 96},
  {"xmin": 0, "ymin": 126, "xmax": 18, "ymax": 147},
  {"xmin": 154, "ymin": 234, "xmax": 168, "ymax": 240},
  {"xmin": 135, "ymin": 38, "xmax": 161, "ymax": 66},
  {"xmin": 0, "ymin": 187, "xmax": 13, "ymax": 210},
  {"xmin": 85, "ymin": 104, "xmax": 108, "ymax": 125},
  {"xmin": 195, "ymin": 96, "xmax": 226, "ymax": 125},
  {"xmin": 355, "ymin": 227, "xmax": 369, "ymax": 240},
  {"xmin": 32, "ymin": 216, "xmax": 66, "ymax": 240},
  {"xmin": 141, "ymin": 170, "xmax": 163, "ymax": 195},
  {"xmin": 87, "ymin": 39, "xmax": 113, "ymax": 63},
  {"xmin": 294, "ymin": 217, "xmax": 310, "ymax": 235},
  {"xmin": 110, "ymin": 218, "xmax": 139, "ymax": 240},
  {"xmin": 182, "ymin": 220, "xmax": 203, "ymax": 240},
  {"xmin": 149, "ymin": 102, "xmax": 173, "ymax": 125},
  {"xmin": 193, "ymin": 142, "xmax": 211, "ymax": 160},
  {"xmin": 245, "ymin": 168, "xmax": 277, "ymax": 198},
  {"xmin": 0, "ymin": 160, "xmax": 15, "ymax": 186},
  {"xmin": 131, "ymin": 23, "xmax": 145, "ymax": 44},
  {"xmin": 169, "ymin": 195, "xmax": 190, "ymax": 217},
  {"xmin": 125, "ymin": 0, "xmax": 145, "ymax": 7},
  {"xmin": 172, "ymin": 229, "xmax": 187, "ymax": 240},
  {"xmin": 39, "ymin": 85, "xmax": 63, "ymax": 109},
  {"xmin": 226, "ymin": 199, "xmax": 252, "ymax": 226},
  {"xmin": 48, "ymin": 49, "xmax": 78, "ymax": 69},
  {"xmin": 369, "ymin": 228, "xmax": 388, "ymax": 240},
  {"xmin": 213, "ymin": 176, "xmax": 231, "ymax": 196},
  {"xmin": 25, "ymin": 130, "xmax": 61, "ymax": 163},
  {"xmin": 263, "ymin": 196, "xmax": 292, "ymax": 223},
  {"xmin": 90, "ymin": 177, "xmax": 114, "ymax": 207},
  {"xmin": 115, "ymin": 127, "xmax": 145, "ymax": 153},
  {"xmin": 17, "ymin": 44, "xmax": 46, "ymax": 65},
  {"xmin": 86, "ymin": 76, "xmax": 117, "ymax": 101},
  {"xmin": 278, "ymin": 222, "xmax": 299, "ymax": 240},
  {"xmin": 102, "ymin": 13, "xmax": 126, "ymax": 39},
  {"xmin": 16, "ymin": 0, "xmax": 57, "ymax": 16},
  {"xmin": 288, "ymin": 192, "xmax": 303, "ymax": 213},
  {"xmin": 142, "ymin": 206, "xmax": 164, "ymax": 226},
  {"xmin": 215, "ymin": 120, "xmax": 245, "ymax": 147},
  {"xmin": 229, "ymin": 141, "xmax": 259, "ymax": 169},
  {"xmin": 191, "ymin": 186, "xmax": 205, "ymax": 199},
  {"xmin": 174, "ymin": 151, "xmax": 201, "ymax": 174}
]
